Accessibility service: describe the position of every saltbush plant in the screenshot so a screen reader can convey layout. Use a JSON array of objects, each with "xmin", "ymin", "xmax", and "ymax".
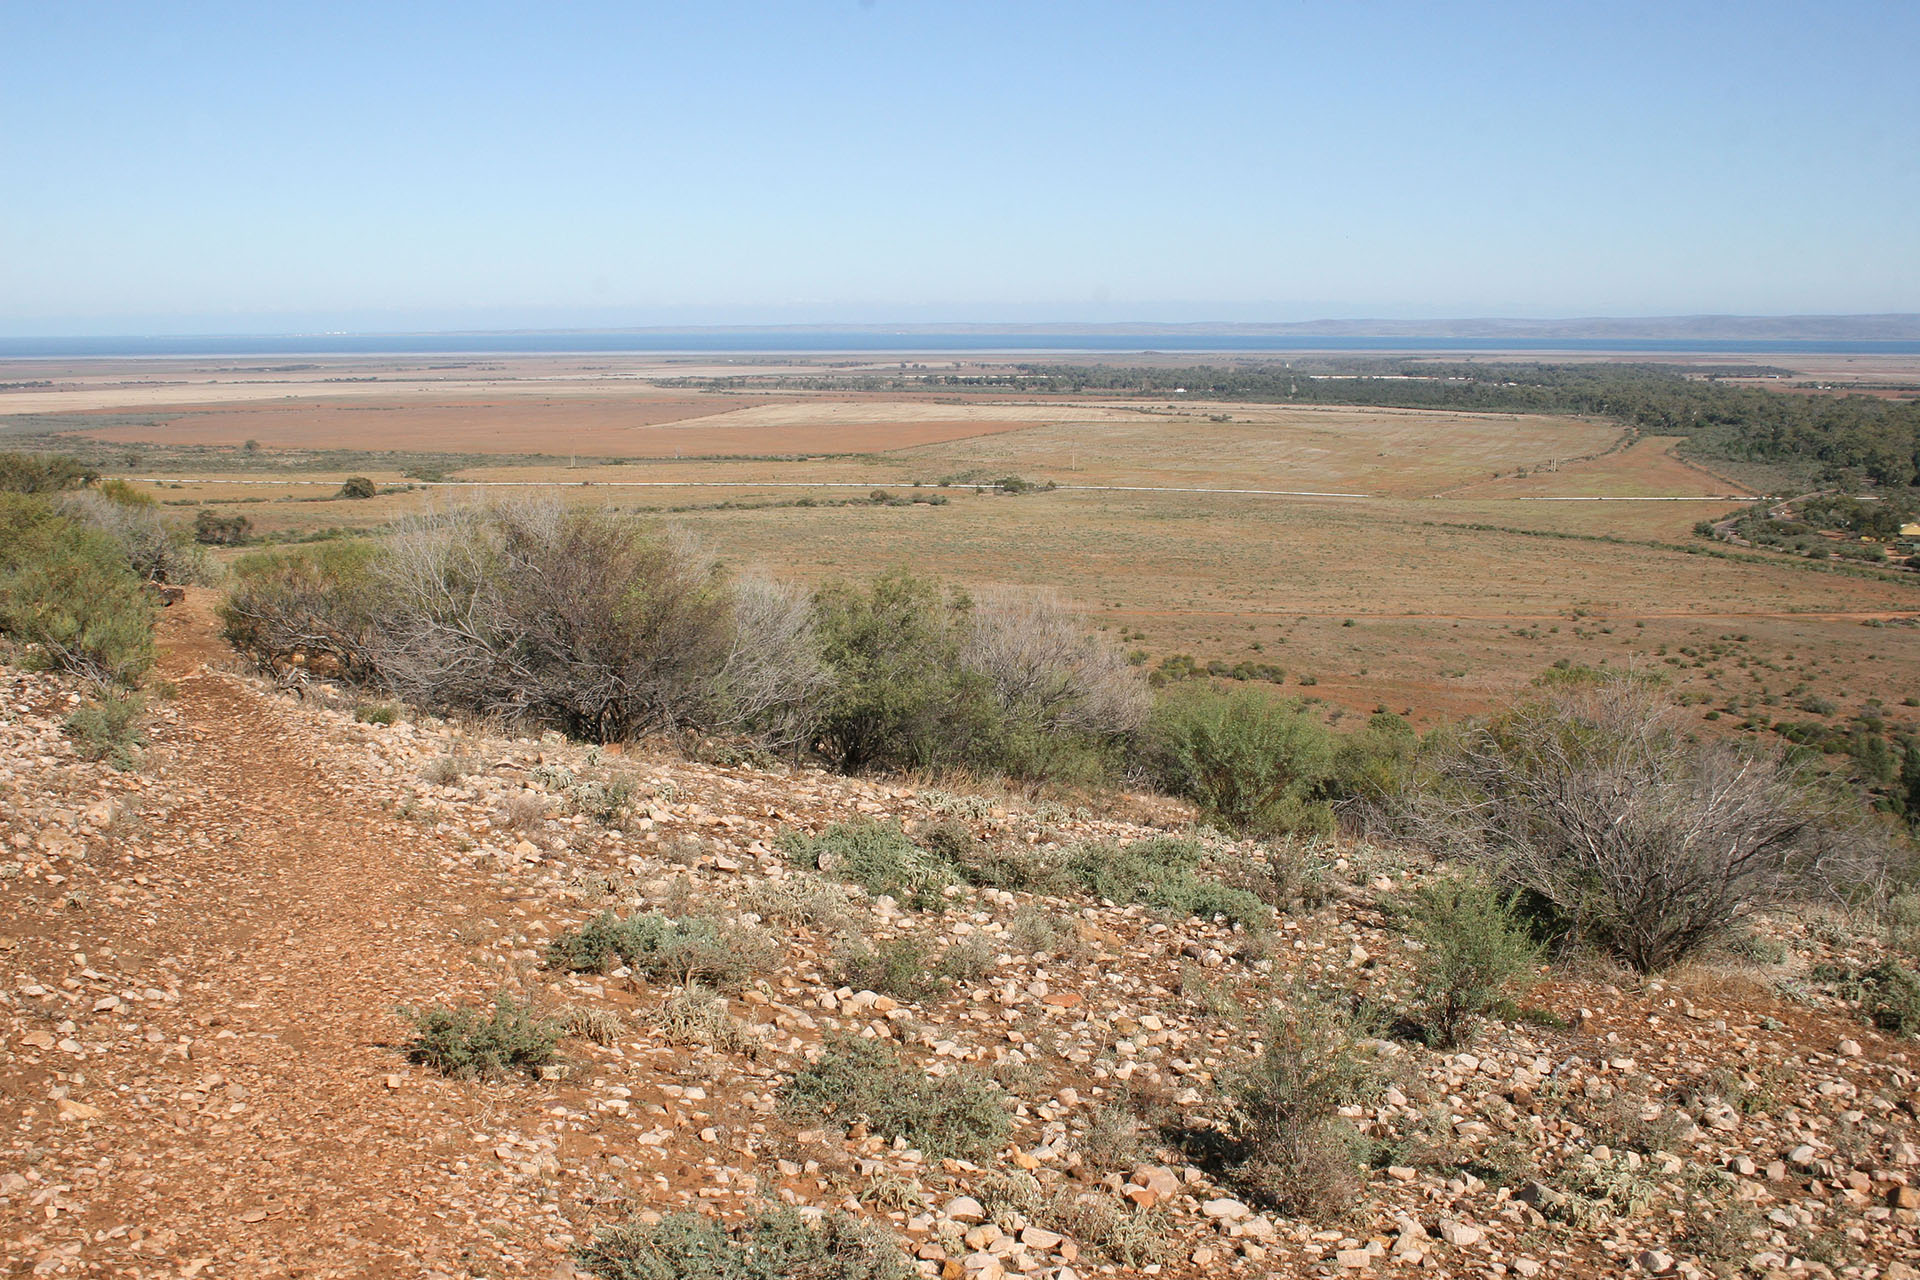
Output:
[
  {"xmin": 546, "ymin": 911, "xmax": 776, "ymax": 986},
  {"xmin": 1063, "ymin": 836, "xmax": 1272, "ymax": 929},
  {"xmin": 575, "ymin": 1208, "xmax": 911, "ymax": 1280},
  {"xmin": 63, "ymin": 693, "xmax": 147, "ymax": 769},
  {"xmin": 1400, "ymin": 872, "xmax": 1541, "ymax": 1048},
  {"xmin": 402, "ymin": 993, "xmax": 560, "ymax": 1080},
  {"xmin": 781, "ymin": 1035, "xmax": 1011, "ymax": 1160},
  {"xmin": 780, "ymin": 820, "xmax": 958, "ymax": 908}
]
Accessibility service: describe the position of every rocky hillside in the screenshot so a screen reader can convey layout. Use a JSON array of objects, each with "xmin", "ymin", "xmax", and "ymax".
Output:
[{"xmin": 2, "ymin": 594, "xmax": 1918, "ymax": 1280}]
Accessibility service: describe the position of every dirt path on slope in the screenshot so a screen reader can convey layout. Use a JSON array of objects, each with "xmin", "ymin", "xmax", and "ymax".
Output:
[{"xmin": 1, "ymin": 595, "xmax": 581, "ymax": 1279}]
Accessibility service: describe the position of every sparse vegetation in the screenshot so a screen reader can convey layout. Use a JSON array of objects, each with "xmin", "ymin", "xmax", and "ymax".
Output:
[
  {"xmin": 781, "ymin": 1035, "xmax": 1011, "ymax": 1160},
  {"xmin": 401, "ymin": 992, "xmax": 560, "ymax": 1080},
  {"xmin": 780, "ymin": 820, "xmax": 957, "ymax": 908},
  {"xmin": 545, "ymin": 911, "xmax": 776, "ymax": 986},
  {"xmin": 1398, "ymin": 871, "xmax": 1541, "ymax": 1047},
  {"xmin": 575, "ymin": 1207, "xmax": 911, "ymax": 1280},
  {"xmin": 62, "ymin": 693, "xmax": 147, "ymax": 768},
  {"xmin": 653, "ymin": 983, "xmax": 763, "ymax": 1055},
  {"xmin": 1217, "ymin": 993, "xmax": 1383, "ymax": 1220},
  {"xmin": 1419, "ymin": 677, "xmax": 1872, "ymax": 971}
]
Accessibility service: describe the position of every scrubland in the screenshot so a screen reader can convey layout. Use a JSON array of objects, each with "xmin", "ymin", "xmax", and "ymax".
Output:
[{"xmin": 3, "ymin": 354, "xmax": 1920, "ymax": 1278}]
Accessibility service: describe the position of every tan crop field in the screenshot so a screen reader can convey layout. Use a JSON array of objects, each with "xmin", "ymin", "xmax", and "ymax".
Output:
[{"xmin": 8, "ymin": 352, "xmax": 1917, "ymax": 732}]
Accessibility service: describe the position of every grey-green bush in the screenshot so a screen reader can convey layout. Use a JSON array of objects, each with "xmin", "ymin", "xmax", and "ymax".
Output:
[
  {"xmin": 1400, "ymin": 872, "xmax": 1540, "ymax": 1048},
  {"xmin": 780, "ymin": 820, "xmax": 958, "ymax": 908},
  {"xmin": 782, "ymin": 1035, "xmax": 1011, "ymax": 1160},
  {"xmin": 1220, "ymin": 994, "xmax": 1382, "ymax": 1220},
  {"xmin": 402, "ymin": 993, "xmax": 560, "ymax": 1079},
  {"xmin": 1146, "ymin": 685, "xmax": 1334, "ymax": 835},
  {"xmin": 575, "ymin": 1208, "xmax": 911, "ymax": 1280},
  {"xmin": 546, "ymin": 911, "xmax": 776, "ymax": 986},
  {"xmin": 63, "ymin": 693, "xmax": 147, "ymax": 768}
]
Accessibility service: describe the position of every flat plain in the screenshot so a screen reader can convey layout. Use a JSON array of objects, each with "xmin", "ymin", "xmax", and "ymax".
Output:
[{"xmin": 6, "ymin": 351, "xmax": 1916, "ymax": 729}]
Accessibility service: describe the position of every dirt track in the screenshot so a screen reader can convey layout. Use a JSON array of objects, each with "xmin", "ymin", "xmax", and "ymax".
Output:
[{"xmin": 0, "ymin": 596, "xmax": 577, "ymax": 1277}]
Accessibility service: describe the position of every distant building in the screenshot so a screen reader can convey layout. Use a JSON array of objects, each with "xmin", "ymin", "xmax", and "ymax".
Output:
[{"xmin": 1902, "ymin": 522, "xmax": 1920, "ymax": 537}]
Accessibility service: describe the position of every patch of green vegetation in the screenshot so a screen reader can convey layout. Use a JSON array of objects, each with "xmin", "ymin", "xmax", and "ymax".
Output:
[
  {"xmin": 1146, "ymin": 685, "xmax": 1334, "ymax": 835},
  {"xmin": 401, "ymin": 993, "xmax": 560, "ymax": 1080},
  {"xmin": 1398, "ymin": 872, "xmax": 1541, "ymax": 1048},
  {"xmin": 1811, "ymin": 959, "xmax": 1920, "ymax": 1035},
  {"xmin": 781, "ymin": 1035, "xmax": 1011, "ymax": 1160},
  {"xmin": 62, "ymin": 693, "xmax": 147, "ymax": 768},
  {"xmin": 0, "ymin": 492, "xmax": 154, "ymax": 687},
  {"xmin": 545, "ymin": 911, "xmax": 776, "ymax": 986},
  {"xmin": 780, "ymin": 820, "xmax": 958, "ymax": 908}
]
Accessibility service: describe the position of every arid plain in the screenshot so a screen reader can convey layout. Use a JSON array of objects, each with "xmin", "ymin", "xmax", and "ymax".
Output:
[{"xmin": 5, "ymin": 351, "xmax": 1916, "ymax": 729}]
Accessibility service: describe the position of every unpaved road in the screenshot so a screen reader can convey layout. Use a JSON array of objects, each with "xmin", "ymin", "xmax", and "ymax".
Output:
[{"xmin": 1, "ymin": 596, "xmax": 580, "ymax": 1278}]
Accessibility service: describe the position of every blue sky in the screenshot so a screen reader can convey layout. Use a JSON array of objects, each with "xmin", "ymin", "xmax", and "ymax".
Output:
[{"xmin": 2, "ymin": 1, "xmax": 1916, "ymax": 334}]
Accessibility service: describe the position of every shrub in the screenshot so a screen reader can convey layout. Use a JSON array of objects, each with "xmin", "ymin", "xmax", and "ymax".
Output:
[
  {"xmin": 219, "ymin": 540, "xmax": 387, "ymax": 682},
  {"xmin": 1062, "ymin": 836, "xmax": 1271, "ymax": 928},
  {"xmin": 402, "ymin": 993, "xmax": 560, "ymax": 1079},
  {"xmin": 941, "ymin": 821, "xmax": 1073, "ymax": 894},
  {"xmin": 780, "ymin": 820, "xmax": 957, "ymax": 908},
  {"xmin": 193, "ymin": 508, "xmax": 252, "ymax": 545},
  {"xmin": 742, "ymin": 873, "xmax": 854, "ymax": 929},
  {"xmin": 0, "ymin": 494, "xmax": 153, "ymax": 687},
  {"xmin": 834, "ymin": 937, "xmax": 953, "ymax": 1002},
  {"xmin": 374, "ymin": 502, "xmax": 733, "ymax": 742},
  {"xmin": 654, "ymin": 983, "xmax": 763, "ymax": 1055},
  {"xmin": 1420, "ymin": 678, "xmax": 1861, "ymax": 971},
  {"xmin": 709, "ymin": 575, "xmax": 833, "ymax": 752},
  {"xmin": 810, "ymin": 571, "xmax": 1138, "ymax": 781},
  {"xmin": 337, "ymin": 475, "xmax": 377, "ymax": 499},
  {"xmin": 810, "ymin": 570, "xmax": 985, "ymax": 771},
  {"xmin": 1400, "ymin": 872, "xmax": 1540, "ymax": 1048},
  {"xmin": 1048, "ymin": 1194, "xmax": 1180, "ymax": 1268},
  {"xmin": 575, "ymin": 1207, "xmax": 911, "ymax": 1280},
  {"xmin": 560, "ymin": 1004, "xmax": 626, "ymax": 1046},
  {"xmin": 1146, "ymin": 685, "xmax": 1334, "ymax": 834},
  {"xmin": 354, "ymin": 702, "xmax": 399, "ymax": 725},
  {"xmin": 0, "ymin": 452, "xmax": 98, "ymax": 493},
  {"xmin": 59, "ymin": 490, "xmax": 216, "ymax": 586},
  {"xmin": 782, "ymin": 1035, "xmax": 1011, "ymax": 1159},
  {"xmin": 1328, "ymin": 711, "xmax": 1418, "ymax": 825},
  {"xmin": 63, "ymin": 693, "xmax": 147, "ymax": 768},
  {"xmin": 545, "ymin": 911, "xmax": 775, "ymax": 986},
  {"xmin": 1220, "ymin": 995, "xmax": 1382, "ymax": 1220},
  {"xmin": 1814, "ymin": 960, "xmax": 1920, "ymax": 1035},
  {"xmin": 959, "ymin": 586, "xmax": 1148, "ymax": 775},
  {"xmin": 835, "ymin": 937, "xmax": 940, "ymax": 1000},
  {"xmin": 421, "ymin": 753, "xmax": 475, "ymax": 786},
  {"xmin": 1232, "ymin": 839, "xmax": 1334, "ymax": 909}
]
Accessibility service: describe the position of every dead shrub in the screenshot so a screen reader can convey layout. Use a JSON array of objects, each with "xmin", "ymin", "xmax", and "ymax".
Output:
[
  {"xmin": 559, "ymin": 1004, "xmax": 625, "ymax": 1046},
  {"xmin": 654, "ymin": 983, "xmax": 763, "ymax": 1056},
  {"xmin": 1418, "ymin": 677, "xmax": 1876, "ymax": 972}
]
